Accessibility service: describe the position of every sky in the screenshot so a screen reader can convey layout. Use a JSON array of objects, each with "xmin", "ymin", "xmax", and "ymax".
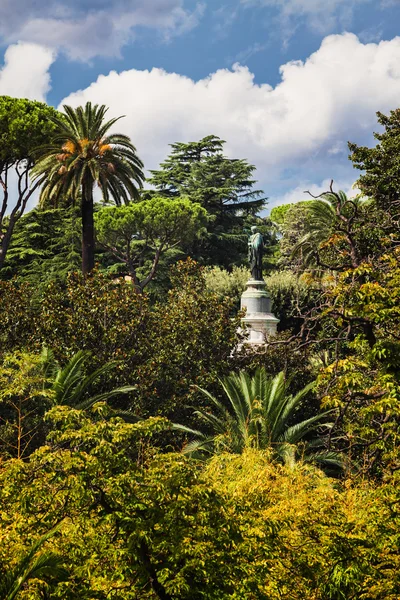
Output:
[{"xmin": 1, "ymin": 0, "xmax": 400, "ymax": 210}]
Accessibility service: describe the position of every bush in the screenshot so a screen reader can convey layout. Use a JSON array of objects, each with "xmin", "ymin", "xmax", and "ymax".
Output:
[
  {"xmin": 204, "ymin": 265, "xmax": 249, "ymax": 302},
  {"xmin": 0, "ymin": 261, "xmax": 240, "ymax": 425}
]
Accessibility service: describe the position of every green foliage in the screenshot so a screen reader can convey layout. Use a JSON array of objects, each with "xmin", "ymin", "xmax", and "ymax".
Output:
[
  {"xmin": 0, "ymin": 97, "xmax": 60, "ymax": 269},
  {"xmin": 0, "ymin": 527, "xmax": 68, "ymax": 600},
  {"xmin": 292, "ymin": 191, "xmax": 372, "ymax": 271},
  {"xmin": 95, "ymin": 196, "xmax": 208, "ymax": 291},
  {"xmin": 204, "ymin": 264, "xmax": 249, "ymax": 305},
  {"xmin": 147, "ymin": 135, "xmax": 267, "ymax": 268},
  {"xmin": 265, "ymin": 269, "xmax": 322, "ymax": 331},
  {"xmin": 0, "ymin": 96, "xmax": 58, "ymax": 162},
  {"xmin": 0, "ymin": 280, "xmax": 37, "ymax": 356},
  {"xmin": 32, "ymin": 102, "xmax": 145, "ymax": 274},
  {"xmin": 349, "ymin": 108, "xmax": 400, "ymax": 216},
  {"xmin": 1, "ymin": 410, "xmax": 400, "ymax": 599},
  {"xmin": 0, "ymin": 351, "xmax": 53, "ymax": 458},
  {"xmin": 32, "ymin": 271, "xmax": 150, "ymax": 372},
  {"xmin": 33, "ymin": 102, "xmax": 145, "ymax": 207},
  {"xmin": 315, "ymin": 253, "xmax": 400, "ymax": 475},
  {"xmin": 0, "ymin": 207, "xmax": 81, "ymax": 288},
  {"xmin": 0, "ymin": 261, "xmax": 239, "ymax": 422},
  {"xmin": 270, "ymin": 203, "xmax": 293, "ymax": 225},
  {"xmin": 42, "ymin": 348, "xmax": 136, "ymax": 411},
  {"xmin": 0, "ymin": 347, "xmax": 137, "ymax": 459},
  {"xmin": 177, "ymin": 368, "xmax": 342, "ymax": 473},
  {"xmin": 277, "ymin": 200, "xmax": 314, "ymax": 269},
  {"xmin": 133, "ymin": 259, "xmax": 240, "ymax": 420},
  {"xmin": 4, "ymin": 102, "xmax": 400, "ymax": 599}
]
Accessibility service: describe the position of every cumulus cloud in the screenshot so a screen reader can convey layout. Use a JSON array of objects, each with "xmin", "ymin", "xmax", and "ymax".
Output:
[
  {"xmin": 59, "ymin": 32, "xmax": 400, "ymax": 197},
  {"xmin": 0, "ymin": 0, "xmax": 205, "ymax": 61},
  {"xmin": 0, "ymin": 42, "xmax": 55, "ymax": 101},
  {"xmin": 1, "ymin": 33, "xmax": 396, "ymax": 210}
]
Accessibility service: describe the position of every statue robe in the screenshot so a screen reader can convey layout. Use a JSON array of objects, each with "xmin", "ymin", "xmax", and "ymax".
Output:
[{"xmin": 248, "ymin": 232, "xmax": 263, "ymax": 280}]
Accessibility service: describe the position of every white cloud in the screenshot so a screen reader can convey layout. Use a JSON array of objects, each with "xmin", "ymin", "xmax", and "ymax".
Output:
[
  {"xmin": 0, "ymin": 0, "xmax": 204, "ymax": 61},
  {"xmin": 2, "ymin": 32, "xmax": 398, "ymax": 210},
  {"xmin": 59, "ymin": 32, "xmax": 400, "ymax": 197},
  {"xmin": 267, "ymin": 179, "xmax": 360, "ymax": 211},
  {"xmin": 0, "ymin": 42, "xmax": 55, "ymax": 101},
  {"xmin": 240, "ymin": 0, "xmax": 372, "ymax": 36}
]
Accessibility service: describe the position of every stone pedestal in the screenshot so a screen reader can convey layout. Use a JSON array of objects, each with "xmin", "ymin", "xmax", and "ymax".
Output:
[{"xmin": 240, "ymin": 279, "xmax": 279, "ymax": 344}]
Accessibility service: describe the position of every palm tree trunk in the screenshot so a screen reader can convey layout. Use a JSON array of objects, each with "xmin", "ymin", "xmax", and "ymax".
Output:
[{"xmin": 81, "ymin": 177, "xmax": 95, "ymax": 275}]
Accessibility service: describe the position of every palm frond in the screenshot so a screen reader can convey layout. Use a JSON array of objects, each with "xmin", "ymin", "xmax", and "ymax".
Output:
[
  {"xmin": 180, "ymin": 368, "xmax": 346, "ymax": 474},
  {"xmin": 1, "ymin": 527, "xmax": 68, "ymax": 600}
]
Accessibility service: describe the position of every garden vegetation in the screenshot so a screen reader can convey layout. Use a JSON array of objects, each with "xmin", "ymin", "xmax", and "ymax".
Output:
[{"xmin": 1, "ymin": 96, "xmax": 400, "ymax": 599}]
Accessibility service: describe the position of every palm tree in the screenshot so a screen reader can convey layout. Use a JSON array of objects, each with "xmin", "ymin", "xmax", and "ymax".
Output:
[
  {"xmin": 176, "ymin": 369, "xmax": 344, "ymax": 472},
  {"xmin": 0, "ymin": 528, "xmax": 68, "ymax": 600},
  {"xmin": 293, "ymin": 193, "xmax": 338, "ymax": 267},
  {"xmin": 294, "ymin": 189, "xmax": 362, "ymax": 268},
  {"xmin": 32, "ymin": 102, "xmax": 145, "ymax": 275},
  {"xmin": 40, "ymin": 348, "xmax": 136, "ymax": 411}
]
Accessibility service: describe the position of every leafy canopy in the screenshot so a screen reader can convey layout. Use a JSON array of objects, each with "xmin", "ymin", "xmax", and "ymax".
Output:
[
  {"xmin": 177, "ymin": 368, "xmax": 342, "ymax": 473},
  {"xmin": 95, "ymin": 197, "xmax": 208, "ymax": 290},
  {"xmin": 33, "ymin": 102, "xmax": 145, "ymax": 207},
  {"xmin": 0, "ymin": 96, "xmax": 58, "ymax": 162}
]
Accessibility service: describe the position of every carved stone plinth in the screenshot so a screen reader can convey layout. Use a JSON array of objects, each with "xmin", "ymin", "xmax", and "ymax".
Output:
[{"xmin": 240, "ymin": 279, "xmax": 279, "ymax": 344}]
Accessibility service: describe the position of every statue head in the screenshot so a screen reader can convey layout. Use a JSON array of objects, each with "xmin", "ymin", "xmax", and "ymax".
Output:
[{"xmin": 250, "ymin": 226, "xmax": 258, "ymax": 234}]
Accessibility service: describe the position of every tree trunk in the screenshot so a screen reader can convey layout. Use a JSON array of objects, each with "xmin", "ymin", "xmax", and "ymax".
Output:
[
  {"xmin": 0, "ymin": 218, "xmax": 15, "ymax": 270},
  {"xmin": 81, "ymin": 178, "xmax": 95, "ymax": 275}
]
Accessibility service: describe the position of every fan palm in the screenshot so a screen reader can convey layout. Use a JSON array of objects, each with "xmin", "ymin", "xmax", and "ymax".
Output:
[
  {"xmin": 40, "ymin": 348, "xmax": 136, "ymax": 410},
  {"xmin": 0, "ymin": 528, "xmax": 68, "ymax": 600},
  {"xmin": 32, "ymin": 102, "xmax": 145, "ymax": 274},
  {"xmin": 176, "ymin": 369, "xmax": 343, "ymax": 472}
]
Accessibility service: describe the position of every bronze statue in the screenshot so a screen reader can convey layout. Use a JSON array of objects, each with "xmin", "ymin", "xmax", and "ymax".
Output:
[{"xmin": 248, "ymin": 226, "xmax": 263, "ymax": 280}]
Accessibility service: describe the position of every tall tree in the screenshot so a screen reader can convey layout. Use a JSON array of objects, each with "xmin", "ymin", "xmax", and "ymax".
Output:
[
  {"xmin": 33, "ymin": 102, "xmax": 145, "ymax": 275},
  {"xmin": 349, "ymin": 108, "xmax": 400, "ymax": 222},
  {"xmin": 147, "ymin": 135, "xmax": 267, "ymax": 268},
  {"xmin": 0, "ymin": 96, "xmax": 58, "ymax": 270}
]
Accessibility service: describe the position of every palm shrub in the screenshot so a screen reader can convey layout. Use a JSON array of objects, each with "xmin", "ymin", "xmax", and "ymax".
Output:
[
  {"xmin": 41, "ymin": 348, "xmax": 136, "ymax": 411},
  {"xmin": 0, "ymin": 528, "xmax": 67, "ymax": 600},
  {"xmin": 32, "ymin": 102, "xmax": 145, "ymax": 275},
  {"xmin": 177, "ymin": 368, "xmax": 344, "ymax": 472}
]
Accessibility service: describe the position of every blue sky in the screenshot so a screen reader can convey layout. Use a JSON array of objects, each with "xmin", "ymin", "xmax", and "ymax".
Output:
[{"xmin": 1, "ymin": 0, "xmax": 400, "ymax": 209}]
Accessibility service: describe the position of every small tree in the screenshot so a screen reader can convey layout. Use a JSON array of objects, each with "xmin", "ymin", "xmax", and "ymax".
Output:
[
  {"xmin": 0, "ymin": 352, "xmax": 53, "ymax": 459},
  {"xmin": 95, "ymin": 197, "xmax": 208, "ymax": 292},
  {"xmin": 0, "ymin": 97, "xmax": 59, "ymax": 270}
]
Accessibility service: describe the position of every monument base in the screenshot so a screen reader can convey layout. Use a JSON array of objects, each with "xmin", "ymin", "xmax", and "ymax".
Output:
[{"xmin": 240, "ymin": 279, "xmax": 279, "ymax": 345}]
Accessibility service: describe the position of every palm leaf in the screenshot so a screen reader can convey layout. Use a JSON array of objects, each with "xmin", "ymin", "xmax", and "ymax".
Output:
[{"xmin": 1, "ymin": 527, "xmax": 68, "ymax": 600}]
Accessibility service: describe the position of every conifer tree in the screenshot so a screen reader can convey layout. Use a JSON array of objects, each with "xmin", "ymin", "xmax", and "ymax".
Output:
[{"xmin": 147, "ymin": 135, "xmax": 267, "ymax": 268}]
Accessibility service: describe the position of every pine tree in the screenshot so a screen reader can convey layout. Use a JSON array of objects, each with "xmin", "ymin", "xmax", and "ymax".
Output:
[{"xmin": 147, "ymin": 135, "xmax": 267, "ymax": 268}]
